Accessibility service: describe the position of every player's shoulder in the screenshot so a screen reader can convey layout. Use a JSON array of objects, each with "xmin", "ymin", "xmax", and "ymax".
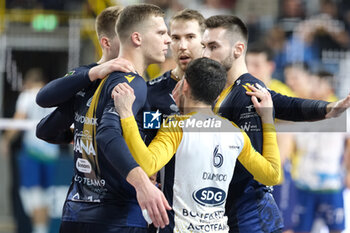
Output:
[
  {"xmin": 107, "ymin": 71, "xmax": 143, "ymax": 84},
  {"xmin": 147, "ymin": 70, "xmax": 173, "ymax": 87},
  {"xmin": 238, "ymin": 73, "xmax": 266, "ymax": 88}
]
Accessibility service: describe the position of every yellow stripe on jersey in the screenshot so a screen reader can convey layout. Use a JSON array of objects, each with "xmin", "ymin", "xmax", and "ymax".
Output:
[
  {"xmin": 238, "ymin": 123, "xmax": 282, "ymax": 186},
  {"xmin": 213, "ymin": 84, "xmax": 234, "ymax": 114},
  {"xmin": 82, "ymin": 77, "xmax": 108, "ymax": 176}
]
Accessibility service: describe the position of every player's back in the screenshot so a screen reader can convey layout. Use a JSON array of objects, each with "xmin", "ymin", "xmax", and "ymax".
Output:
[{"xmin": 160, "ymin": 113, "xmax": 245, "ymax": 233}]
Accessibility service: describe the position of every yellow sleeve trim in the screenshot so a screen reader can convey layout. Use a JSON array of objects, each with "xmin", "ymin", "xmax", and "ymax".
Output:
[
  {"xmin": 238, "ymin": 123, "xmax": 281, "ymax": 186},
  {"xmin": 121, "ymin": 116, "xmax": 183, "ymax": 177}
]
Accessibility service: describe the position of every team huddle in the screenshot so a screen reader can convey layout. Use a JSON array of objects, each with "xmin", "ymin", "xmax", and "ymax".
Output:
[{"xmin": 35, "ymin": 3, "xmax": 350, "ymax": 233}]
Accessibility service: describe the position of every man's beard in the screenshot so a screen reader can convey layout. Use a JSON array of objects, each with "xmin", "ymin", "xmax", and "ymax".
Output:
[{"xmin": 221, "ymin": 52, "xmax": 234, "ymax": 71}]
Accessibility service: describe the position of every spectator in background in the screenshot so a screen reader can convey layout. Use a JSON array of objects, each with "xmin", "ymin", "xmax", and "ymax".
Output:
[
  {"xmin": 246, "ymin": 43, "xmax": 296, "ymax": 97},
  {"xmin": 289, "ymin": 70, "xmax": 349, "ymax": 233},
  {"xmin": 1, "ymin": 68, "xmax": 60, "ymax": 233},
  {"xmin": 284, "ymin": 62, "xmax": 313, "ymax": 99}
]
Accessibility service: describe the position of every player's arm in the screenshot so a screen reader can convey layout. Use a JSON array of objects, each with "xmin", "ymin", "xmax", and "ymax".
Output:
[
  {"xmin": 113, "ymin": 83, "xmax": 182, "ymax": 177},
  {"xmin": 36, "ymin": 67, "xmax": 92, "ymax": 108},
  {"xmin": 36, "ymin": 101, "xmax": 74, "ymax": 144},
  {"xmin": 36, "ymin": 58, "xmax": 135, "ymax": 108},
  {"xmin": 96, "ymin": 78, "xmax": 170, "ymax": 228},
  {"xmin": 270, "ymin": 90, "xmax": 350, "ymax": 121},
  {"xmin": 242, "ymin": 84, "xmax": 282, "ymax": 185},
  {"xmin": 269, "ymin": 90, "xmax": 329, "ymax": 121}
]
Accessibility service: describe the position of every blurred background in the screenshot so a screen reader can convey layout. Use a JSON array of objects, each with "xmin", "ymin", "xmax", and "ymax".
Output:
[{"xmin": 0, "ymin": 0, "xmax": 349, "ymax": 233}]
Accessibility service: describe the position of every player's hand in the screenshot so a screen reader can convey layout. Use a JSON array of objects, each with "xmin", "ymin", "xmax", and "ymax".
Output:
[
  {"xmin": 135, "ymin": 179, "xmax": 171, "ymax": 229},
  {"xmin": 112, "ymin": 83, "xmax": 135, "ymax": 119},
  {"xmin": 325, "ymin": 93, "xmax": 350, "ymax": 118},
  {"xmin": 88, "ymin": 58, "xmax": 136, "ymax": 82},
  {"xmin": 127, "ymin": 167, "xmax": 171, "ymax": 228},
  {"xmin": 246, "ymin": 83, "xmax": 274, "ymax": 124}
]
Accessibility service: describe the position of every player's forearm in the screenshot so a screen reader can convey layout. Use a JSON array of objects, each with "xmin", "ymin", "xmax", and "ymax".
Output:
[
  {"xmin": 239, "ymin": 124, "xmax": 281, "ymax": 186},
  {"xmin": 126, "ymin": 166, "xmax": 152, "ymax": 190},
  {"xmin": 36, "ymin": 69, "xmax": 91, "ymax": 108},
  {"xmin": 36, "ymin": 104, "xmax": 74, "ymax": 144},
  {"xmin": 260, "ymin": 123, "xmax": 282, "ymax": 184},
  {"xmin": 272, "ymin": 90, "xmax": 329, "ymax": 121}
]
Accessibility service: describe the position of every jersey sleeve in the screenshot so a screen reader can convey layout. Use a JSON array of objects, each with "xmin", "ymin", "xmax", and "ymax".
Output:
[
  {"xmin": 237, "ymin": 123, "xmax": 282, "ymax": 186},
  {"xmin": 36, "ymin": 67, "xmax": 92, "ymax": 108},
  {"xmin": 96, "ymin": 74, "xmax": 147, "ymax": 179},
  {"xmin": 36, "ymin": 100, "xmax": 74, "ymax": 144},
  {"xmin": 271, "ymin": 90, "xmax": 329, "ymax": 121},
  {"xmin": 121, "ymin": 116, "xmax": 182, "ymax": 177}
]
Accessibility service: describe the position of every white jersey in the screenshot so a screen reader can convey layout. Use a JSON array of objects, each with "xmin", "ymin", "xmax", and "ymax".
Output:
[
  {"xmin": 16, "ymin": 88, "xmax": 59, "ymax": 160},
  {"xmin": 171, "ymin": 114, "xmax": 244, "ymax": 232},
  {"xmin": 293, "ymin": 133, "xmax": 346, "ymax": 191}
]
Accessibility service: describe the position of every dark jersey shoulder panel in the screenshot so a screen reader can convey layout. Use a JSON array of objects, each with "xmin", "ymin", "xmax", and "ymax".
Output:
[
  {"xmin": 36, "ymin": 63, "xmax": 97, "ymax": 108},
  {"xmin": 147, "ymin": 70, "xmax": 179, "ymax": 115}
]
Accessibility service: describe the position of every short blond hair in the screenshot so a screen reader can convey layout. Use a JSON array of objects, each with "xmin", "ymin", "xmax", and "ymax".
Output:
[
  {"xmin": 116, "ymin": 3, "xmax": 164, "ymax": 42},
  {"xmin": 95, "ymin": 6, "xmax": 123, "ymax": 39},
  {"xmin": 170, "ymin": 9, "xmax": 205, "ymax": 34}
]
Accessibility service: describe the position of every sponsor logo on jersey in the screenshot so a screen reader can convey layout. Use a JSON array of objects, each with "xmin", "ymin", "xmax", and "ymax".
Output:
[
  {"xmin": 74, "ymin": 130, "xmax": 97, "ymax": 156},
  {"xmin": 192, "ymin": 187, "xmax": 226, "ymax": 207},
  {"xmin": 143, "ymin": 110, "xmax": 161, "ymax": 129},
  {"xmin": 240, "ymin": 121, "xmax": 260, "ymax": 132},
  {"xmin": 202, "ymin": 172, "xmax": 227, "ymax": 181},
  {"xmin": 74, "ymin": 112, "xmax": 98, "ymax": 125},
  {"xmin": 74, "ymin": 174, "xmax": 105, "ymax": 187},
  {"xmin": 76, "ymin": 91, "xmax": 85, "ymax": 97},
  {"xmin": 76, "ymin": 158, "xmax": 92, "ymax": 173},
  {"xmin": 124, "ymin": 74, "xmax": 135, "ymax": 83},
  {"xmin": 64, "ymin": 70, "xmax": 75, "ymax": 77},
  {"xmin": 246, "ymin": 104, "xmax": 255, "ymax": 112},
  {"xmin": 148, "ymin": 75, "xmax": 167, "ymax": 85}
]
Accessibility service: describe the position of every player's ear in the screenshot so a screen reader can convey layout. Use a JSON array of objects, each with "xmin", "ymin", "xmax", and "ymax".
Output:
[
  {"xmin": 182, "ymin": 79, "xmax": 190, "ymax": 98},
  {"xmin": 131, "ymin": 32, "xmax": 142, "ymax": 46},
  {"xmin": 233, "ymin": 41, "xmax": 245, "ymax": 59},
  {"xmin": 100, "ymin": 36, "xmax": 111, "ymax": 50}
]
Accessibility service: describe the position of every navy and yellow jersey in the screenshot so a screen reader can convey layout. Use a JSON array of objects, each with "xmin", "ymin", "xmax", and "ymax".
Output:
[
  {"xmin": 147, "ymin": 70, "xmax": 179, "ymax": 116},
  {"xmin": 37, "ymin": 70, "xmax": 148, "ymax": 228},
  {"xmin": 120, "ymin": 113, "xmax": 280, "ymax": 232},
  {"xmin": 63, "ymin": 71, "xmax": 147, "ymax": 227},
  {"xmin": 213, "ymin": 73, "xmax": 330, "ymax": 197},
  {"xmin": 36, "ymin": 63, "xmax": 97, "ymax": 108}
]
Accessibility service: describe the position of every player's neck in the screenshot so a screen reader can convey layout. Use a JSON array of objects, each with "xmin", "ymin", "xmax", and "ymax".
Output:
[
  {"xmin": 97, "ymin": 55, "xmax": 109, "ymax": 64},
  {"xmin": 226, "ymin": 58, "xmax": 248, "ymax": 88},
  {"xmin": 118, "ymin": 49, "xmax": 146, "ymax": 76},
  {"xmin": 183, "ymin": 98, "xmax": 213, "ymax": 115}
]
